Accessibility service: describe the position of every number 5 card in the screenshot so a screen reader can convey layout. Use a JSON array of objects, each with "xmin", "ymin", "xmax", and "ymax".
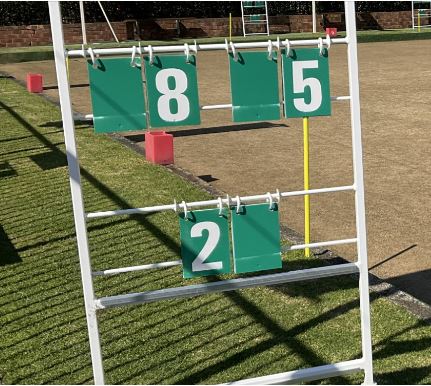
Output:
[
  {"xmin": 144, "ymin": 54, "xmax": 201, "ymax": 127},
  {"xmin": 282, "ymin": 48, "xmax": 331, "ymax": 118},
  {"xmin": 179, "ymin": 208, "xmax": 231, "ymax": 279}
]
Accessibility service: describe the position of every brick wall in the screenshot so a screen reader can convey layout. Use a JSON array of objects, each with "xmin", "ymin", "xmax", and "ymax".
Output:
[
  {"xmin": 0, "ymin": 11, "xmax": 417, "ymax": 48},
  {"xmin": 137, "ymin": 10, "xmax": 415, "ymax": 40},
  {"xmin": 0, "ymin": 21, "xmax": 133, "ymax": 47}
]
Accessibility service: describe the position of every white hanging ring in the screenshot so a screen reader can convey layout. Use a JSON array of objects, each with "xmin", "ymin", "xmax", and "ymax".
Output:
[
  {"xmin": 148, "ymin": 45, "xmax": 154, "ymax": 65},
  {"xmin": 230, "ymin": 41, "xmax": 238, "ymax": 62},
  {"xmin": 225, "ymin": 38, "xmax": 229, "ymax": 54},
  {"xmin": 226, "ymin": 194, "xmax": 232, "ymax": 208},
  {"xmin": 181, "ymin": 200, "xmax": 188, "ymax": 220},
  {"xmin": 275, "ymin": 189, "xmax": 281, "ymax": 204},
  {"xmin": 325, "ymin": 34, "xmax": 331, "ymax": 51},
  {"xmin": 131, "ymin": 45, "xmax": 137, "ymax": 67},
  {"xmin": 184, "ymin": 43, "xmax": 190, "ymax": 63},
  {"xmin": 218, "ymin": 197, "xmax": 223, "ymax": 216},
  {"xmin": 235, "ymin": 195, "xmax": 241, "ymax": 214},
  {"xmin": 267, "ymin": 39, "xmax": 273, "ymax": 60},
  {"xmin": 284, "ymin": 39, "xmax": 291, "ymax": 57},
  {"xmin": 173, "ymin": 199, "xmax": 178, "ymax": 213},
  {"xmin": 192, "ymin": 39, "xmax": 198, "ymax": 54},
  {"xmin": 318, "ymin": 37, "xmax": 324, "ymax": 56},
  {"xmin": 276, "ymin": 36, "xmax": 281, "ymax": 51},
  {"xmin": 88, "ymin": 47, "xmax": 97, "ymax": 68},
  {"xmin": 266, "ymin": 192, "xmax": 274, "ymax": 210}
]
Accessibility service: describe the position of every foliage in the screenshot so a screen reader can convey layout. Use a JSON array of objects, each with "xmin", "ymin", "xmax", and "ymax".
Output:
[{"xmin": 0, "ymin": 1, "xmax": 415, "ymax": 26}]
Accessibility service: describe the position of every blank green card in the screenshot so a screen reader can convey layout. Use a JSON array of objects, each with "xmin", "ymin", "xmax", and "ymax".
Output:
[
  {"xmin": 231, "ymin": 203, "xmax": 282, "ymax": 274},
  {"xmin": 88, "ymin": 58, "xmax": 147, "ymax": 133},
  {"xmin": 229, "ymin": 51, "xmax": 280, "ymax": 122}
]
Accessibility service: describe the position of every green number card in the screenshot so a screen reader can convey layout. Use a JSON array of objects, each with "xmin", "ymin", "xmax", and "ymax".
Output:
[
  {"xmin": 282, "ymin": 48, "xmax": 331, "ymax": 118},
  {"xmin": 179, "ymin": 208, "xmax": 231, "ymax": 279},
  {"xmin": 144, "ymin": 55, "xmax": 200, "ymax": 127},
  {"xmin": 229, "ymin": 51, "xmax": 280, "ymax": 122},
  {"xmin": 230, "ymin": 203, "xmax": 282, "ymax": 274},
  {"xmin": 87, "ymin": 58, "xmax": 147, "ymax": 133}
]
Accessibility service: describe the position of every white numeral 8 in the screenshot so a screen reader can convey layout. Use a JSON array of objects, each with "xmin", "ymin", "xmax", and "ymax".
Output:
[{"xmin": 155, "ymin": 68, "xmax": 190, "ymax": 122}]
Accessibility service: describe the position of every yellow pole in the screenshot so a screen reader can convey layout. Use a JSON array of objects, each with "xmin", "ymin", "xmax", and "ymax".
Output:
[
  {"xmin": 303, "ymin": 117, "xmax": 310, "ymax": 257},
  {"xmin": 229, "ymin": 13, "xmax": 232, "ymax": 41},
  {"xmin": 418, "ymin": 10, "xmax": 421, "ymax": 32}
]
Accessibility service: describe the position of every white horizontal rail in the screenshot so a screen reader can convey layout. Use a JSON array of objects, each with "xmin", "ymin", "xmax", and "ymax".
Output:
[
  {"xmin": 92, "ymin": 260, "xmax": 182, "ymax": 276},
  {"xmin": 92, "ymin": 238, "xmax": 357, "ymax": 277},
  {"xmin": 76, "ymin": 96, "xmax": 350, "ymax": 122},
  {"xmin": 67, "ymin": 37, "xmax": 348, "ymax": 58},
  {"xmin": 86, "ymin": 185, "xmax": 355, "ymax": 219},
  {"xmin": 94, "ymin": 263, "xmax": 359, "ymax": 309},
  {"xmin": 224, "ymin": 358, "xmax": 364, "ymax": 385},
  {"xmin": 283, "ymin": 238, "xmax": 357, "ymax": 251}
]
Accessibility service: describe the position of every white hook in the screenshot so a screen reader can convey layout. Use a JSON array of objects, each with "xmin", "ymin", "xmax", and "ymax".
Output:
[
  {"xmin": 148, "ymin": 45, "xmax": 154, "ymax": 65},
  {"xmin": 318, "ymin": 37, "xmax": 324, "ymax": 56},
  {"xmin": 181, "ymin": 200, "xmax": 188, "ymax": 220},
  {"xmin": 131, "ymin": 45, "xmax": 137, "ymax": 67},
  {"xmin": 235, "ymin": 195, "xmax": 241, "ymax": 214},
  {"xmin": 192, "ymin": 39, "xmax": 198, "ymax": 54},
  {"xmin": 267, "ymin": 39, "xmax": 273, "ymax": 60},
  {"xmin": 218, "ymin": 197, "xmax": 223, "ymax": 216},
  {"xmin": 225, "ymin": 38, "xmax": 229, "ymax": 54},
  {"xmin": 325, "ymin": 34, "xmax": 331, "ymax": 51},
  {"xmin": 184, "ymin": 43, "xmax": 190, "ymax": 63},
  {"xmin": 284, "ymin": 39, "xmax": 291, "ymax": 57},
  {"xmin": 230, "ymin": 41, "xmax": 238, "ymax": 62},
  {"xmin": 266, "ymin": 192, "xmax": 274, "ymax": 210},
  {"xmin": 173, "ymin": 199, "xmax": 178, "ymax": 213},
  {"xmin": 88, "ymin": 47, "xmax": 97, "ymax": 68}
]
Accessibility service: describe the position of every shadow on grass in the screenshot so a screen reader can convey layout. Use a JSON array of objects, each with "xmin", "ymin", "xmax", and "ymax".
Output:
[{"xmin": 0, "ymin": 225, "xmax": 21, "ymax": 265}]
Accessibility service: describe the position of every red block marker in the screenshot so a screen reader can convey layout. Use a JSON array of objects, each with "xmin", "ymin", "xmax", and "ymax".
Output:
[
  {"xmin": 27, "ymin": 73, "xmax": 43, "ymax": 93},
  {"xmin": 145, "ymin": 131, "xmax": 174, "ymax": 165}
]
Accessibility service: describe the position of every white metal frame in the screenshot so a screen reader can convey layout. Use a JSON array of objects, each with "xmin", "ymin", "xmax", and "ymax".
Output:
[
  {"xmin": 241, "ymin": 1, "xmax": 270, "ymax": 36},
  {"xmin": 48, "ymin": 1, "xmax": 374, "ymax": 384},
  {"xmin": 412, "ymin": 0, "xmax": 431, "ymax": 29}
]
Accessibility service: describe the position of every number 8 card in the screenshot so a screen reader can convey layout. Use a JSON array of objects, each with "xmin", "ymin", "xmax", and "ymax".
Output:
[{"xmin": 144, "ymin": 54, "xmax": 201, "ymax": 127}]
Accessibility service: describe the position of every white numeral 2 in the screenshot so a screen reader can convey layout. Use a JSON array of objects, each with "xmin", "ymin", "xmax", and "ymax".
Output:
[
  {"xmin": 191, "ymin": 221, "xmax": 222, "ymax": 272},
  {"xmin": 155, "ymin": 68, "xmax": 190, "ymax": 122},
  {"xmin": 292, "ymin": 60, "xmax": 322, "ymax": 113}
]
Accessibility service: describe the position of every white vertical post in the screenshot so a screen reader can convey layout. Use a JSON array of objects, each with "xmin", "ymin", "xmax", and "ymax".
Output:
[
  {"xmin": 79, "ymin": 1, "xmax": 87, "ymax": 45},
  {"xmin": 264, "ymin": 1, "xmax": 270, "ymax": 35},
  {"xmin": 344, "ymin": 1, "xmax": 374, "ymax": 385},
  {"xmin": 241, "ymin": 1, "xmax": 246, "ymax": 37},
  {"xmin": 312, "ymin": 1, "xmax": 317, "ymax": 33},
  {"xmin": 97, "ymin": 1, "xmax": 120, "ymax": 43},
  {"xmin": 412, "ymin": 1, "xmax": 415, "ymax": 29},
  {"xmin": 48, "ymin": 2, "xmax": 105, "ymax": 384}
]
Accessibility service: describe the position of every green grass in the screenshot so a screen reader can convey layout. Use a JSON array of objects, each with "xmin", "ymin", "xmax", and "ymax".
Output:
[
  {"xmin": 1, "ymin": 77, "xmax": 431, "ymax": 384},
  {"xmin": 2, "ymin": 28, "xmax": 431, "ymax": 64}
]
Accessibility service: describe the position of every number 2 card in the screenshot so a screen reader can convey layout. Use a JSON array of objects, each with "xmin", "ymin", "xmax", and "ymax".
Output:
[{"xmin": 179, "ymin": 208, "xmax": 231, "ymax": 279}]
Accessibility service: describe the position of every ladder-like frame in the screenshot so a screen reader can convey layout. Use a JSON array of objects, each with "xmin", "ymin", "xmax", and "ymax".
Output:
[
  {"xmin": 48, "ymin": 1, "xmax": 374, "ymax": 384},
  {"xmin": 241, "ymin": 1, "xmax": 270, "ymax": 36},
  {"xmin": 412, "ymin": 0, "xmax": 431, "ymax": 29}
]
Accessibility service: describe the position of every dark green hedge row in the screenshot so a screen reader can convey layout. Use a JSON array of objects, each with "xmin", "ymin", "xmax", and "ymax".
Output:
[{"xmin": 0, "ymin": 1, "xmax": 413, "ymax": 26}]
